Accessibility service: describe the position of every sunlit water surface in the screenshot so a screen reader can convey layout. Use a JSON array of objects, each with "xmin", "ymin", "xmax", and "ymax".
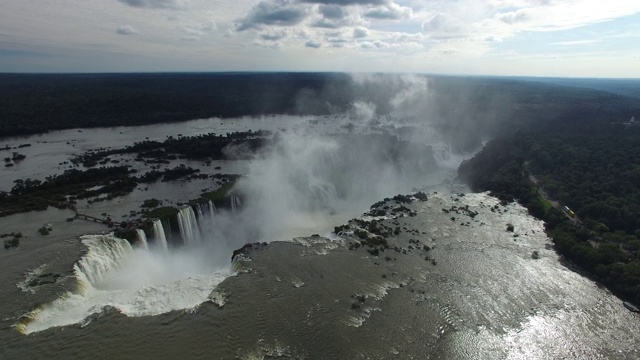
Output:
[{"xmin": 1, "ymin": 117, "xmax": 638, "ymax": 359}]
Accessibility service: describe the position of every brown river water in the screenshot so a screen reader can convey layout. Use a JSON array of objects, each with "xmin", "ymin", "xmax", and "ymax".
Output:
[{"xmin": 1, "ymin": 116, "xmax": 638, "ymax": 359}]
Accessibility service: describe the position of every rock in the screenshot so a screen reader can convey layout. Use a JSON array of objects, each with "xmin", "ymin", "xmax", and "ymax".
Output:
[{"xmin": 231, "ymin": 242, "xmax": 268, "ymax": 262}]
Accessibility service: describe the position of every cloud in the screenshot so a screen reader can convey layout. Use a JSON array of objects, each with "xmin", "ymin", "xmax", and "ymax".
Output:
[
  {"xmin": 318, "ymin": 5, "xmax": 346, "ymax": 19},
  {"xmin": 552, "ymin": 39, "xmax": 601, "ymax": 46},
  {"xmin": 305, "ymin": 40, "xmax": 322, "ymax": 48},
  {"xmin": 326, "ymin": 36, "xmax": 349, "ymax": 48},
  {"xmin": 0, "ymin": 49, "xmax": 50, "ymax": 58},
  {"xmin": 260, "ymin": 30, "xmax": 288, "ymax": 41},
  {"xmin": 301, "ymin": 0, "xmax": 387, "ymax": 5},
  {"xmin": 232, "ymin": 0, "xmax": 640, "ymax": 56},
  {"xmin": 364, "ymin": 3, "xmax": 412, "ymax": 20},
  {"xmin": 421, "ymin": 13, "xmax": 468, "ymax": 39},
  {"xmin": 117, "ymin": 0, "xmax": 186, "ymax": 9},
  {"xmin": 494, "ymin": 9, "xmax": 531, "ymax": 25},
  {"xmin": 179, "ymin": 20, "xmax": 217, "ymax": 40},
  {"xmin": 353, "ymin": 27, "xmax": 369, "ymax": 38},
  {"xmin": 116, "ymin": 25, "xmax": 139, "ymax": 35},
  {"xmin": 312, "ymin": 4, "xmax": 366, "ymax": 28},
  {"xmin": 236, "ymin": 1, "xmax": 308, "ymax": 31},
  {"xmin": 359, "ymin": 40, "xmax": 389, "ymax": 49}
]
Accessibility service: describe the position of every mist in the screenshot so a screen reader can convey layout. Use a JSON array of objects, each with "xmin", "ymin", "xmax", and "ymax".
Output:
[{"xmin": 21, "ymin": 73, "xmax": 499, "ymax": 333}]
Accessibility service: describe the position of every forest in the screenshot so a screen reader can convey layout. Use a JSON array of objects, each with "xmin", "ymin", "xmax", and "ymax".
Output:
[
  {"xmin": 459, "ymin": 120, "xmax": 640, "ymax": 304},
  {"xmin": 0, "ymin": 73, "xmax": 351, "ymax": 137},
  {"xmin": 2, "ymin": 73, "xmax": 639, "ymax": 142}
]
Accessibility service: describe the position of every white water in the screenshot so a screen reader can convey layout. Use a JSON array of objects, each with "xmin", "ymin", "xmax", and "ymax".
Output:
[
  {"xmin": 18, "ymin": 234, "xmax": 230, "ymax": 335},
  {"xmin": 177, "ymin": 207, "xmax": 201, "ymax": 246},
  {"xmin": 230, "ymin": 195, "xmax": 242, "ymax": 215},
  {"xmin": 152, "ymin": 219, "xmax": 168, "ymax": 250},
  {"xmin": 17, "ymin": 111, "xmax": 466, "ymax": 334},
  {"xmin": 135, "ymin": 229, "xmax": 149, "ymax": 251},
  {"xmin": 208, "ymin": 200, "xmax": 216, "ymax": 217}
]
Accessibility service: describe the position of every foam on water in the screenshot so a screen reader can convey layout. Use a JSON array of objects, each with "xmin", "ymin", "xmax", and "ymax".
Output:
[
  {"xmin": 17, "ymin": 264, "xmax": 49, "ymax": 294},
  {"xmin": 17, "ymin": 234, "xmax": 231, "ymax": 334}
]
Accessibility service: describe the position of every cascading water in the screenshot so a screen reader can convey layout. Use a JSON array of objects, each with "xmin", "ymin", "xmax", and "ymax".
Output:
[
  {"xmin": 434, "ymin": 144, "xmax": 452, "ymax": 162},
  {"xmin": 230, "ymin": 195, "xmax": 242, "ymax": 215},
  {"xmin": 75, "ymin": 234, "xmax": 135, "ymax": 294},
  {"xmin": 197, "ymin": 202, "xmax": 214, "ymax": 236},
  {"xmin": 17, "ymin": 233, "xmax": 231, "ymax": 334},
  {"xmin": 208, "ymin": 200, "xmax": 216, "ymax": 215},
  {"xmin": 17, "ymin": 116, "xmax": 454, "ymax": 336},
  {"xmin": 196, "ymin": 206, "xmax": 205, "ymax": 225},
  {"xmin": 177, "ymin": 206, "xmax": 201, "ymax": 246},
  {"xmin": 152, "ymin": 219, "xmax": 169, "ymax": 250},
  {"xmin": 135, "ymin": 229, "xmax": 149, "ymax": 251}
]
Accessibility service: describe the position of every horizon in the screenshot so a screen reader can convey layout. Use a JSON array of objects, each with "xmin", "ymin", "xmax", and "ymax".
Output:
[
  {"xmin": 1, "ymin": 1, "xmax": 639, "ymax": 78},
  {"xmin": 1, "ymin": 71, "xmax": 640, "ymax": 81}
]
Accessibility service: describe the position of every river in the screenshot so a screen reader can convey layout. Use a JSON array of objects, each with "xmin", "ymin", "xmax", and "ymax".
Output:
[{"xmin": 1, "ymin": 115, "xmax": 638, "ymax": 359}]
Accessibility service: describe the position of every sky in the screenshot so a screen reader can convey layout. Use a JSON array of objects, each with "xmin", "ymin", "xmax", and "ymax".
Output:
[{"xmin": 0, "ymin": 0, "xmax": 639, "ymax": 77}]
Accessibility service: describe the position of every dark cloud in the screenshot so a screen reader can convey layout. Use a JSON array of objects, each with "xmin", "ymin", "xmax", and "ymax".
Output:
[
  {"xmin": 301, "ymin": 0, "xmax": 387, "ymax": 5},
  {"xmin": 237, "ymin": 1, "xmax": 308, "ymax": 31},
  {"xmin": 305, "ymin": 40, "xmax": 322, "ymax": 48},
  {"xmin": 318, "ymin": 5, "xmax": 347, "ymax": 19},
  {"xmin": 312, "ymin": 3, "xmax": 365, "ymax": 28},
  {"xmin": 116, "ymin": 25, "xmax": 138, "ymax": 35},
  {"xmin": 117, "ymin": 0, "xmax": 185, "ymax": 9}
]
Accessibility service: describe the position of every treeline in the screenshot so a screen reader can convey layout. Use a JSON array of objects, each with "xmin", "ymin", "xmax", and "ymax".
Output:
[
  {"xmin": 0, "ymin": 73, "xmax": 351, "ymax": 137},
  {"xmin": 1, "ymin": 166, "xmax": 136, "ymax": 216},
  {"xmin": 0, "ymin": 164, "xmax": 210, "ymax": 217},
  {"xmin": 4, "ymin": 73, "xmax": 640, "ymax": 141},
  {"xmin": 72, "ymin": 130, "xmax": 270, "ymax": 167},
  {"xmin": 459, "ymin": 123, "xmax": 640, "ymax": 304}
]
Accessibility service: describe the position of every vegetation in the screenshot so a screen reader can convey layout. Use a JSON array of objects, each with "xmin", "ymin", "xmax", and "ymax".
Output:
[
  {"xmin": 72, "ymin": 130, "xmax": 270, "ymax": 167},
  {"xmin": 141, "ymin": 199, "xmax": 161, "ymax": 208},
  {"xmin": 0, "ymin": 73, "xmax": 351, "ymax": 138},
  {"xmin": 0, "ymin": 166, "xmax": 137, "ymax": 217},
  {"xmin": 201, "ymin": 178, "xmax": 239, "ymax": 201},
  {"xmin": 2, "ymin": 232, "xmax": 22, "ymax": 249},
  {"xmin": 143, "ymin": 206, "xmax": 179, "ymax": 219},
  {"xmin": 459, "ymin": 120, "xmax": 640, "ymax": 304}
]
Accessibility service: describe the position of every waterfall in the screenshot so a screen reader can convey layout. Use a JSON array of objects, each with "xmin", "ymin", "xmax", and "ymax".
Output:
[
  {"xmin": 308, "ymin": 179, "xmax": 338, "ymax": 209},
  {"xmin": 18, "ymin": 232, "xmax": 232, "ymax": 335},
  {"xmin": 177, "ymin": 206, "xmax": 200, "ymax": 246},
  {"xmin": 152, "ymin": 219, "xmax": 168, "ymax": 250},
  {"xmin": 434, "ymin": 144, "xmax": 451, "ymax": 162},
  {"xmin": 75, "ymin": 234, "xmax": 134, "ymax": 294},
  {"xmin": 231, "ymin": 195, "xmax": 242, "ymax": 215},
  {"xmin": 135, "ymin": 229, "xmax": 149, "ymax": 250},
  {"xmin": 208, "ymin": 200, "xmax": 216, "ymax": 223},
  {"xmin": 196, "ymin": 205, "xmax": 205, "ymax": 223}
]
